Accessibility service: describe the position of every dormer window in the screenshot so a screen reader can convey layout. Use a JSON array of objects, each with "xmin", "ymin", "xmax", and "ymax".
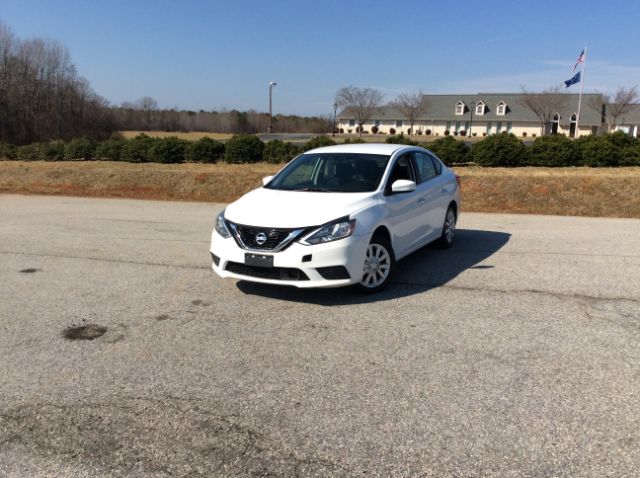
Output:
[
  {"xmin": 455, "ymin": 101, "xmax": 465, "ymax": 115},
  {"xmin": 475, "ymin": 101, "xmax": 485, "ymax": 116},
  {"xmin": 496, "ymin": 101, "xmax": 507, "ymax": 116}
]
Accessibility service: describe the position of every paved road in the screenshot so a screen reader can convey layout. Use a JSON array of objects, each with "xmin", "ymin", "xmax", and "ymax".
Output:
[{"xmin": 1, "ymin": 194, "xmax": 639, "ymax": 477}]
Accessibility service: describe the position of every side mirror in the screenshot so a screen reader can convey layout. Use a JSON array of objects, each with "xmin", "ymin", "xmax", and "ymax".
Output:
[
  {"xmin": 391, "ymin": 179, "xmax": 416, "ymax": 193},
  {"xmin": 262, "ymin": 175, "xmax": 274, "ymax": 186}
]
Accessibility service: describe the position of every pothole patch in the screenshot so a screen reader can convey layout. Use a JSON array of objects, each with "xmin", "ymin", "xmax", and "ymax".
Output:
[
  {"xmin": 19, "ymin": 268, "xmax": 41, "ymax": 273},
  {"xmin": 62, "ymin": 324, "xmax": 107, "ymax": 341}
]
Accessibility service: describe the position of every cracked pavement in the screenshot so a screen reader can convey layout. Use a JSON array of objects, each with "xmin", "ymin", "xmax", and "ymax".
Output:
[{"xmin": 1, "ymin": 194, "xmax": 639, "ymax": 477}]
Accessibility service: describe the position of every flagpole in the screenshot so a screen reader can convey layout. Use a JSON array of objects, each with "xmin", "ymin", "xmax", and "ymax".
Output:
[{"xmin": 575, "ymin": 44, "xmax": 587, "ymax": 137}]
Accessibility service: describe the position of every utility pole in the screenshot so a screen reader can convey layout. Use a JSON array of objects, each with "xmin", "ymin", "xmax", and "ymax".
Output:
[
  {"xmin": 333, "ymin": 102, "xmax": 338, "ymax": 137},
  {"xmin": 268, "ymin": 81, "xmax": 277, "ymax": 133}
]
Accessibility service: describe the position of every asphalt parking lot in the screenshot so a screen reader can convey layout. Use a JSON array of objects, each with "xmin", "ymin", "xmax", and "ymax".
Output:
[{"xmin": 1, "ymin": 194, "xmax": 639, "ymax": 477}]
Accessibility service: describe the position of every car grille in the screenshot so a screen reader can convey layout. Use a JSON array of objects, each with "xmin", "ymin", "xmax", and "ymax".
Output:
[
  {"xmin": 228, "ymin": 222, "xmax": 304, "ymax": 251},
  {"xmin": 225, "ymin": 262, "xmax": 309, "ymax": 281}
]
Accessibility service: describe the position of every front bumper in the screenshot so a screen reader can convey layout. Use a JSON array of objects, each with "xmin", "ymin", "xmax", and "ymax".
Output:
[{"xmin": 210, "ymin": 229, "xmax": 370, "ymax": 288}]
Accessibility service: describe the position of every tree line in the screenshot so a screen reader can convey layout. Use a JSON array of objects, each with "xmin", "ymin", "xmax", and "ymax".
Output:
[
  {"xmin": 0, "ymin": 21, "xmax": 115, "ymax": 145},
  {"xmin": 0, "ymin": 21, "xmax": 331, "ymax": 146},
  {"xmin": 112, "ymin": 99, "xmax": 332, "ymax": 136}
]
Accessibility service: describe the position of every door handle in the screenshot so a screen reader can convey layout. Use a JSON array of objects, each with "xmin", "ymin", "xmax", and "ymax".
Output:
[{"xmin": 417, "ymin": 198, "xmax": 426, "ymax": 205}]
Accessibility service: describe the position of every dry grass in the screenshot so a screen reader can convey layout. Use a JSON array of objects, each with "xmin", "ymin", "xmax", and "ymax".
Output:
[
  {"xmin": 119, "ymin": 131, "xmax": 233, "ymax": 141},
  {"xmin": 1, "ymin": 161, "xmax": 639, "ymax": 218}
]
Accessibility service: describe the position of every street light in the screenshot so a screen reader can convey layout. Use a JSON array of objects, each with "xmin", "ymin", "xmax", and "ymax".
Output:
[
  {"xmin": 333, "ymin": 102, "xmax": 338, "ymax": 137},
  {"xmin": 268, "ymin": 81, "xmax": 277, "ymax": 133},
  {"xmin": 469, "ymin": 100, "xmax": 475, "ymax": 138}
]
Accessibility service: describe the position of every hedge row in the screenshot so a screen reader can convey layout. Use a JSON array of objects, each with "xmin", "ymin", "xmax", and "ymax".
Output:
[
  {"xmin": 384, "ymin": 131, "xmax": 640, "ymax": 167},
  {"xmin": 1, "ymin": 132, "xmax": 639, "ymax": 167}
]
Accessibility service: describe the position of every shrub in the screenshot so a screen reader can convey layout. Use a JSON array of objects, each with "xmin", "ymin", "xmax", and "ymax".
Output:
[
  {"xmin": 121, "ymin": 134, "xmax": 156, "ymax": 162},
  {"xmin": 459, "ymin": 130, "xmax": 466, "ymax": 137},
  {"xmin": 528, "ymin": 134, "xmax": 580, "ymax": 167},
  {"xmin": 620, "ymin": 144, "xmax": 640, "ymax": 166},
  {"xmin": 371, "ymin": 125, "xmax": 379, "ymax": 134},
  {"xmin": 0, "ymin": 142, "xmax": 17, "ymax": 160},
  {"xmin": 389, "ymin": 128, "xmax": 396, "ymax": 135},
  {"xmin": 302, "ymin": 135, "xmax": 336, "ymax": 152},
  {"xmin": 16, "ymin": 143, "xmax": 40, "ymax": 160},
  {"xmin": 95, "ymin": 139, "xmax": 126, "ymax": 161},
  {"xmin": 263, "ymin": 140, "xmax": 300, "ymax": 164},
  {"xmin": 185, "ymin": 137, "xmax": 225, "ymax": 163},
  {"xmin": 386, "ymin": 134, "xmax": 418, "ymax": 146},
  {"xmin": 64, "ymin": 137, "xmax": 96, "ymax": 160},
  {"xmin": 347, "ymin": 129, "xmax": 352, "ymax": 134},
  {"xmin": 429, "ymin": 136, "xmax": 470, "ymax": 166},
  {"xmin": 416, "ymin": 130, "xmax": 423, "ymax": 135},
  {"xmin": 343, "ymin": 138, "xmax": 366, "ymax": 144},
  {"xmin": 471, "ymin": 133, "xmax": 528, "ymax": 167},
  {"xmin": 575, "ymin": 135, "xmax": 621, "ymax": 167},
  {"xmin": 38, "ymin": 140, "xmax": 66, "ymax": 161},
  {"xmin": 444, "ymin": 130, "xmax": 450, "ymax": 136},
  {"xmin": 224, "ymin": 134, "xmax": 265, "ymax": 163},
  {"xmin": 605, "ymin": 130, "xmax": 636, "ymax": 149},
  {"xmin": 148, "ymin": 136, "xmax": 189, "ymax": 164},
  {"xmin": 339, "ymin": 128, "xmax": 344, "ymax": 134},
  {"xmin": 426, "ymin": 129, "xmax": 432, "ymax": 136},
  {"xmin": 522, "ymin": 132, "xmax": 528, "ymax": 137}
]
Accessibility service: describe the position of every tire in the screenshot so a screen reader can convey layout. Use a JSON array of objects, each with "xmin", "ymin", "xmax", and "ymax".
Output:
[
  {"xmin": 437, "ymin": 206, "xmax": 456, "ymax": 249},
  {"xmin": 356, "ymin": 235, "xmax": 396, "ymax": 294}
]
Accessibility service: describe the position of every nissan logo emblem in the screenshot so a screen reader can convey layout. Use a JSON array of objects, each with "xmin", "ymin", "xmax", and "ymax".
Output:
[{"xmin": 255, "ymin": 232, "xmax": 267, "ymax": 245}]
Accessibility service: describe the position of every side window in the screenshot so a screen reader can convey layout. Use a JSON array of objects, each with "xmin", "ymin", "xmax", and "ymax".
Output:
[
  {"xmin": 413, "ymin": 152, "xmax": 437, "ymax": 183},
  {"xmin": 429, "ymin": 153, "xmax": 442, "ymax": 175},
  {"xmin": 387, "ymin": 155, "xmax": 415, "ymax": 190}
]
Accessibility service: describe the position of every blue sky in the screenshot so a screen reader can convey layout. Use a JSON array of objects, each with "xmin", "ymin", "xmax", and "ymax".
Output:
[{"xmin": 2, "ymin": 0, "xmax": 640, "ymax": 115}]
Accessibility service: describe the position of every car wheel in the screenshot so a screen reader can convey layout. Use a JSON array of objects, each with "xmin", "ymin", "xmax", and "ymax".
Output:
[
  {"xmin": 438, "ymin": 206, "xmax": 456, "ymax": 248},
  {"xmin": 357, "ymin": 235, "xmax": 396, "ymax": 294}
]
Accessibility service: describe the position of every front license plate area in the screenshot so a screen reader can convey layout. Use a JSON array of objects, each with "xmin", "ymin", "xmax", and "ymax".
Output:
[{"xmin": 245, "ymin": 253, "xmax": 274, "ymax": 268}]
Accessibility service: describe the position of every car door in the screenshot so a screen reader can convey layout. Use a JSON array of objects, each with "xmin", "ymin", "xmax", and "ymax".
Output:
[
  {"xmin": 427, "ymin": 153, "xmax": 455, "ymax": 232},
  {"xmin": 383, "ymin": 154, "xmax": 422, "ymax": 258},
  {"xmin": 411, "ymin": 151, "xmax": 442, "ymax": 244}
]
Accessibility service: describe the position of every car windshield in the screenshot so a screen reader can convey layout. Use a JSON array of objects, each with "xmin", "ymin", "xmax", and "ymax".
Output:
[{"xmin": 266, "ymin": 153, "xmax": 391, "ymax": 193}]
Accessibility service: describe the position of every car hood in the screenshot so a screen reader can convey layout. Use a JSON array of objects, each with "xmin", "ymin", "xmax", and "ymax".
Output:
[{"xmin": 224, "ymin": 187, "xmax": 375, "ymax": 228}]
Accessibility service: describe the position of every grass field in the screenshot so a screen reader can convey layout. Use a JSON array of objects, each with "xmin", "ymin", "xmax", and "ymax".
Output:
[
  {"xmin": 1, "ymin": 161, "xmax": 639, "ymax": 218},
  {"xmin": 119, "ymin": 131, "xmax": 234, "ymax": 141},
  {"xmin": 118, "ymin": 131, "xmax": 481, "ymax": 144}
]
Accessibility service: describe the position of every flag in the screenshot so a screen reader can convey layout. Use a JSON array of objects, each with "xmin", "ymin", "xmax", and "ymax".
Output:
[
  {"xmin": 564, "ymin": 72, "xmax": 581, "ymax": 88},
  {"xmin": 572, "ymin": 48, "xmax": 586, "ymax": 72}
]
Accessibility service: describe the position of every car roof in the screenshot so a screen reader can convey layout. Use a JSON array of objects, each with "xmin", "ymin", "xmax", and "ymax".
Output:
[{"xmin": 307, "ymin": 143, "xmax": 413, "ymax": 155}]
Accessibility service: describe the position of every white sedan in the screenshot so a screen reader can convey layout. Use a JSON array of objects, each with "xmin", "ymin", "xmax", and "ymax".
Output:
[{"xmin": 211, "ymin": 143, "xmax": 460, "ymax": 293}]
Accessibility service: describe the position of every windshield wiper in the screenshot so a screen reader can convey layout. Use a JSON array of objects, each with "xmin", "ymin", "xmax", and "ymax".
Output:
[{"xmin": 298, "ymin": 187, "xmax": 329, "ymax": 192}]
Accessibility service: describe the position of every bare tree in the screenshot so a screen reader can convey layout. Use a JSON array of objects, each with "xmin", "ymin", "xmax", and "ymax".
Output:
[
  {"xmin": 519, "ymin": 86, "xmax": 568, "ymax": 135},
  {"xmin": 602, "ymin": 86, "xmax": 639, "ymax": 132},
  {"xmin": 335, "ymin": 86, "xmax": 383, "ymax": 136},
  {"xmin": 390, "ymin": 91, "xmax": 426, "ymax": 137}
]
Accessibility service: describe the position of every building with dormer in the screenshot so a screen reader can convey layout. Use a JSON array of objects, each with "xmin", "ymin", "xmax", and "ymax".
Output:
[{"xmin": 337, "ymin": 93, "xmax": 606, "ymax": 138}]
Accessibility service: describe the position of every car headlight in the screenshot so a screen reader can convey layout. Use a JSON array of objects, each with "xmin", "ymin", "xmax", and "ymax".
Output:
[
  {"xmin": 215, "ymin": 212, "xmax": 231, "ymax": 238},
  {"xmin": 301, "ymin": 217, "xmax": 356, "ymax": 245}
]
